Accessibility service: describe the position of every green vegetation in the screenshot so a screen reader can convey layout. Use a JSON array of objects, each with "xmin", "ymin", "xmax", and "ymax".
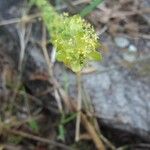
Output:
[
  {"xmin": 58, "ymin": 112, "xmax": 77, "ymax": 141},
  {"xmin": 80, "ymin": 0, "xmax": 104, "ymax": 17},
  {"xmin": 30, "ymin": 0, "xmax": 102, "ymax": 72}
]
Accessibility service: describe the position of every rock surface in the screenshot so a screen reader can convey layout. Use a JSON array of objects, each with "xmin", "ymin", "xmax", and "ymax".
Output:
[
  {"xmin": 114, "ymin": 36, "xmax": 130, "ymax": 48},
  {"xmin": 54, "ymin": 35, "xmax": 150, "ymax": 140}
]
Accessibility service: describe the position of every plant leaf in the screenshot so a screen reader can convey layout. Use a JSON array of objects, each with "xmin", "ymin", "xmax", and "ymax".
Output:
[
  {"xmin": 28, "ymin": 119, "xmax": 39, "ymax": 133},
  {"xmin": 89, "ymin": 51, "xmax": 102, "ymax": 61},
  {"xmin": 80, "ymin": 0, "xmax": 104, "ymax": 17},
  {"xmin": 58, "ymin": 124, "xmax": 65, "ymax": 141}
]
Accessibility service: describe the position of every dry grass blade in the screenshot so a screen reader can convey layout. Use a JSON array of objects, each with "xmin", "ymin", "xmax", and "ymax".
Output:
[
  {"xmin": 18, "ymin": 22, "xmax": 31, "ymax": 72},
  {"xmin": 10, "ymin": 16, "xmax": 32, "ymax": 107},
  {"xmin": 2, "ymin": 144, "xmax": 22, "ymax": 150},
  {"xmin": 82, "ymin": 84, "xmax": 101, "ymax": 133},
  {"xmin": 5, "ymin": 129, "xmax": 72, "ymax": 150},
  {"xmin": 41, "ymin": 25, "xmax": 63, "ymax": 113},
  {"xmin": 81, "ymin": 113, "xmax": 105, "ymax": 150},
  {"xmin": 82, "ymin": 85, "xmax": 116, "ymax": 150},
  {"xmin": 0, "ymin": 13, "xmax": 41, "ymax": 26},
  {"xmin": 52, "ymin": 78, "xmax": 105, "ymax": 149},
  {"xmin": 54, "ymin": 88, "xmax": 63, "ymax": 112},
  {"xmin": 75, "ymin": 72, "xmax": 82, "ymax": 141},
  {"xmin": 41, "ymin": 25, "xmax": 53, "ymax": 79},
  {"xmin": 56, "ymin": 0, "xmax": 90, "ymax": 11}
]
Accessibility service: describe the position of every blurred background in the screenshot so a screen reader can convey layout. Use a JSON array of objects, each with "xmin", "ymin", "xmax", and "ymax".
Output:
[{"xmin": 0, "ymin": 0, "xmax": 150, "ymax": 149}]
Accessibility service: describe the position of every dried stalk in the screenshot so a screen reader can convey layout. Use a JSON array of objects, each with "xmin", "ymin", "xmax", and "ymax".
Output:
[
  {"xmin": 5, "ymin": 128, "xmax": 72, "ymax": 150},
  {"xmin": 75, "ymin": 72, "xmax": 82, "ymax": 141},
  {"xmin": 81, "ymin": 113, "xmax": 105, "ymax": 150},
  {"xmin": 41, "ymin": 25, "xmax": 63, "ymax": 113}
]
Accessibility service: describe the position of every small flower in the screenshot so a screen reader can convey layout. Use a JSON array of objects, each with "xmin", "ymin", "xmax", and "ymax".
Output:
[
  {"xmin": 52, "ymin": 14, "xmax": 101, "ymax": 72},
  {"xmin": 31, "ymin": 0, "xmax": 102, "ymax": 72}
]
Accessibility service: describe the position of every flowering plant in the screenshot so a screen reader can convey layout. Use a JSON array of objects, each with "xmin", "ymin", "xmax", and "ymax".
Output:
[{"xmin": 31, "ymin": 0, "xmax": 102, "ymax": 72}]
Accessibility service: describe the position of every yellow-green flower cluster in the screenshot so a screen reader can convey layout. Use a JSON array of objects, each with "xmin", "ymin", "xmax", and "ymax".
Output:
[{"xmin": 30, "ymin": 0, "xmax": 102, "ymax": 72}]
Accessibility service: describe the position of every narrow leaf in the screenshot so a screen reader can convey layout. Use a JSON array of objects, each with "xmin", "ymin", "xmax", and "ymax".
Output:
[
  {"xmin": 80, "ymin": 0, "xmax": 104, "ymax": 17},
  {"xmin": 89, "ymin": 51, "xmax": 102, "ymax": 61}
]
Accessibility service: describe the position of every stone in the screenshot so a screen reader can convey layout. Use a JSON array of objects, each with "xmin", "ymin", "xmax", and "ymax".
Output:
[
  {"xmin": 123, "ymin": 52, "xmax": 137, "ymax": 62},
  {"xmin": 128, "ymin": 45, "xmax": 137, "ymax": 53},
  {"xmin": 114, "ymin": 37, "xmax": 130, "ymax": 48}
]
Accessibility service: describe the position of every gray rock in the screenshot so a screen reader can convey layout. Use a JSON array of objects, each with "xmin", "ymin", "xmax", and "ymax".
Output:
[
  {"xmin": 123, "ymin": 45, "xmax": 138, "ymax": 62},
  {"xmin": 128, "ymin": 45, "xmax": 137, "ymax": 53},
  {"xmin": 114, "ymin": 37, "xmax": 130, "ymax": 48},
  {"xmin": 54, "ymin": 58, "xmax": 150, "ymax": 141}
]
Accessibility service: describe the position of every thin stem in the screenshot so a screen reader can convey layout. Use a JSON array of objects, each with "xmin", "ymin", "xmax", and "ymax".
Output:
[
  {"xmin": 5, "ymin": 128, "xmax": 72, "ymax": 150},
  {"xmin": 75, "ymin": 72, "xmax": 82, "ymax": 141}
]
